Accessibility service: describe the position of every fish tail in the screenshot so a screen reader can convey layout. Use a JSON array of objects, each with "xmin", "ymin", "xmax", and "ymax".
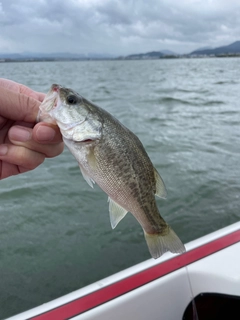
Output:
[{"xmin": 144, "ymin": 227, "xmax": 186, "ymax": 259}]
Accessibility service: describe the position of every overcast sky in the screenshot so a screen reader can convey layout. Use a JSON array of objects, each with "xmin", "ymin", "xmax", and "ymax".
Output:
[{"xmin": 1, "ymin": 0, "xmax": 240, "ymax": 55}]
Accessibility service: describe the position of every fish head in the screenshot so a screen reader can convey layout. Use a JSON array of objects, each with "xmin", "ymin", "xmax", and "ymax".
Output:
[{"xmin": 38, "ymin": 84, "xmax": 102, "ymax": 142}]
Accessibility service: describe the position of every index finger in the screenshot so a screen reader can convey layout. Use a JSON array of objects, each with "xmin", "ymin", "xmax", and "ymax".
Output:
[
  {"xmin": 19, "ymin": 84, "xmax": 45, "ymax": 102},
  {"xmin": 0, "ymin": 78, "xmax": 45, "ymax": 102},
  {"xmin": 0, "ymin": 87, "xmax": 40, "ymax": 122}
]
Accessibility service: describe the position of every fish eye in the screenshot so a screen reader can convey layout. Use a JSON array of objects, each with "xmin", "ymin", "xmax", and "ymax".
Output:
[{"xmin": 67, "ymin": 94, "xmax": 78, "ymax": 105}]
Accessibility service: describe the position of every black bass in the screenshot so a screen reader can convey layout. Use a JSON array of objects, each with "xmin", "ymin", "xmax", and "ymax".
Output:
[{"xmin": 38, "ymin": 84, "xmax": 186, "ymax": 259}]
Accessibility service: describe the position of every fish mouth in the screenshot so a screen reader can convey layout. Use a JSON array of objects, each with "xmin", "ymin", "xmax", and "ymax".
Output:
[
  {"xmin": 63, "ymin": 135, "xmax": 96, "ymax": 144},
  {"xmin": 51, "ymin": 84, "xmax": 61, "ymax": 92},
  {"xmin": 39, "ymin": 88, "xmax": 58, "ymax": 113},
  {"xmin": 76, "ymin": 139, "xmax": 95, "ymax": 144},
  {"xmin": 37, "ymin": 85, "xmax": 62, "ymax": 123}
]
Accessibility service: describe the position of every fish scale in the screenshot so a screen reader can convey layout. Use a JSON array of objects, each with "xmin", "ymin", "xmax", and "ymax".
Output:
[{"xmin": 38, "ymin": 84, "xmax": 186, "ymax": 259}]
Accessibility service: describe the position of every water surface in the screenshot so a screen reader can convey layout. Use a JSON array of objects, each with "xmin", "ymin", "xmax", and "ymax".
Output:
[{"xmin": 0, "ymin": 58, "xmax": 240, "ymax": 318}]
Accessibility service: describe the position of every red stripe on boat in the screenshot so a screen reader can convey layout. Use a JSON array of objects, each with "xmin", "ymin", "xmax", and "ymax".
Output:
[{"xmin": 30, "ymin": 229, "xmax": 240, "ymax": 320}]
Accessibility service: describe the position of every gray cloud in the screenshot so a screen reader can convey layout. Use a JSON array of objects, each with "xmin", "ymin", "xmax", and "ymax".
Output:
[{"xmin": 1, "ymin": 0, "xmax": 240, "ymax": 54}]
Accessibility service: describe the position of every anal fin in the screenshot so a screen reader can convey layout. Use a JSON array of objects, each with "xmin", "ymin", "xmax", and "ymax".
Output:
[{"xmin": 108, "ymin": 197, "xmax": 128, "ymax": 229}]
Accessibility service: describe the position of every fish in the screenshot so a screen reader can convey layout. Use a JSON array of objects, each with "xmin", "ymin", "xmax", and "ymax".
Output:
[{"xmin": 38, "ymin": 84, "xmax": 186, "ymax": 259}]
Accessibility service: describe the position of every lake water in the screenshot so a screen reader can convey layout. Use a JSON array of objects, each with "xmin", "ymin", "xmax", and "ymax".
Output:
[{"xmin": 0, "ymin": 58, "xmax": 240, "ymax": 318}]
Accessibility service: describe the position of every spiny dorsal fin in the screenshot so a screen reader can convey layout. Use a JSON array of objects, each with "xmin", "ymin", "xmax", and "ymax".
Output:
[
  {"xmin": 108, "ymin": 197, "xmax": 128, "ymax": 229},
  {"xmin": 154, "ymin": 168, "xmax": 167, "ymax": 199}
]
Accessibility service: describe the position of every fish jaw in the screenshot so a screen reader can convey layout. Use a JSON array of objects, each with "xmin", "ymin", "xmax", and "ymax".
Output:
[
  {"xmin": 37, "ymin": 84, "xmax": 61, "ymax": 124},
  {"xmin": 59, "ymin": 119, "xmax": 102, "ymax": 142},
  {"xmin": 38, "ymin": 84, "xmax": 102, "ymax": 144},
  {"xmin": 38, "ymin": 83, "xmax": 85, "ymax": 125}
]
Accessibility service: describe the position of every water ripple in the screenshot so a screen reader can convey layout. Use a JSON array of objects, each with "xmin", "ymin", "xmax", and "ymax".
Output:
[{"xmin": 0, "ymin": 58, "xmax": 240, "ymax": 318}]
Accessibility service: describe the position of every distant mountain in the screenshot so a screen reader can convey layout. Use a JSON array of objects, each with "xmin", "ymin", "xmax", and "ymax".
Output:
[
  {"xmin": 194, "ymin": 46, "xmax": 213, "ymax": 52},
  {"xmin": 190, "ymin": 41, "xmax": 240, "ymax": 55},
  {"xmin": 126, "ymin": 51, "xmax": 165, "ymax": 59},
  {"xmin": 0, "ymin": 53, "xmax": 23, "ymax": 59},
  {"xmin": 160, "ymin": 49, "xmax": 177, "ymax": 55},
  {"xmin": 0, "ymin": 52, "xmax": 84, "ymax": 60},
  {"xmin": 86, "ymin": 52, "xmax": 115, "ymax": 59},
  {"xmin": 0, "ymin": 52, "xmax": 115, "ymax": 61},
  {"xmin": 2, "ymin": 41, "xmax": 240, "ymax": 62},
  {"xmin": 125, "ymin": 50, "xmax": 178, "ymax": 59}
]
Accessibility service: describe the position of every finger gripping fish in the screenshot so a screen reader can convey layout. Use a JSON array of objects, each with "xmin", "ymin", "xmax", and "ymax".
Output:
[{"xmin": 38, "ymin": 84, "xmax": 186, "ymax": 259}]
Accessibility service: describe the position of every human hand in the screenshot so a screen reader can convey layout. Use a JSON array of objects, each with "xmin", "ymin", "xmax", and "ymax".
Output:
[{"xmin": 0, "ymin": 78, "xmax": 64, "ymax": 180}]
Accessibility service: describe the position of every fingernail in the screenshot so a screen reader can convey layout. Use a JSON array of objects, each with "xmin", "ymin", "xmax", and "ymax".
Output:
[
  {"xmin": 0, "ymin": 145, "xmax": 8, "ymax": 155},
  {"xmin": 9, "ymin": 127, "xmax": 31, "ymax": 142},
  {"xmin": 36, "ymin": 126, "xmax": 55, "ymax": 142}
]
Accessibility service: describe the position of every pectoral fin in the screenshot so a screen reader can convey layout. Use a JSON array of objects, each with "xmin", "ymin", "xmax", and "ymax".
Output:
[
  {"xmin": 154, "ymin": 168, "xmax": 167, "ymax": 199},
  {"xmin": 79, "ymin": 165, "xmax": 95, "ymax": 188},
  {"xmin": 108, "ymin": 197, "xmax": 128, "ymax": 229}
]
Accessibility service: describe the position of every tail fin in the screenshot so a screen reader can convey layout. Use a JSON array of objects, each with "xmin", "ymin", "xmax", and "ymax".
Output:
[{"xmin": 144, "ymin": 227, "xmax": 186, "ymax": 259}]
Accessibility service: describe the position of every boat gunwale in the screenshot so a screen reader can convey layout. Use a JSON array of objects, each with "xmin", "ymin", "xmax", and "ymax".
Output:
[{"xmin": 25, "ymin": 223, "xmax": 240, "ymax": 320}]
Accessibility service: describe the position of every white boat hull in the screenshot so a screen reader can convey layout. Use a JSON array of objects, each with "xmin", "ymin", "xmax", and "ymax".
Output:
[{"xmin": 7, "ymin": 222, "xmax": 240, "ymax": 320}]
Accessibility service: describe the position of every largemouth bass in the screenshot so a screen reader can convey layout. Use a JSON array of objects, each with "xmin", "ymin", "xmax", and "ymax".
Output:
[{"xmin": 38, "ymin": 84, "xmax": 186, "ymax": 259}]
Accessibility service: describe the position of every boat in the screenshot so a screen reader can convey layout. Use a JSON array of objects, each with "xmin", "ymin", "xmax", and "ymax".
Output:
[{"xmin": 7, "ymin": 221, "xmax": 240, "ymax": 320}]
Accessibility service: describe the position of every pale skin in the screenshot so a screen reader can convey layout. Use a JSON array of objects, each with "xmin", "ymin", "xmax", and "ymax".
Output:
[{"xmin": 0, "ymin": 78, "xmax": 64, "ymax": 179}]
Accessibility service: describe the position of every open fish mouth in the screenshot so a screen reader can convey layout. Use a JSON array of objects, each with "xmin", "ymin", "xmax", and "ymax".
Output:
[
  {"xmin": 40, "ymin": 90, "xmax": 58, "ymax": 112},
  {"xmin": 40, "ymin": 84, "xmax": 64, "ymax": 113},
  {"xmin": 37, "ymin": 86, "xmax": 60, "ymax": 123}
]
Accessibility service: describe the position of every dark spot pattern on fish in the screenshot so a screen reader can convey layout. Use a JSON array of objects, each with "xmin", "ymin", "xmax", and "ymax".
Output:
[{"xmin": 38, "ymin": 84, "xmax": 185, "ymax": 259}]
